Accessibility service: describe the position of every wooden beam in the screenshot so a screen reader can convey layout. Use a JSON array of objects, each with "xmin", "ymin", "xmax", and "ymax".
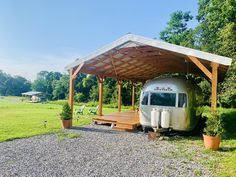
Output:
[
  {"xmin": 68, "ymin": 69, "xmax": 75, "ymax": 116},
  {"xmin": 118, "ymin": 80, "xmax": 122, "ymax": 112},
  {"xmin": 211, "ymin": 62, "xmax": 219, "ymax": 111},
  {"xmin": 72, "ymin": 63, "xmax": 84, "ymax": 79},
  {"xmin": 132, "ymin": 82, "xmax": 135, "ymax": 111},
  {"xmin": 97, "ymin": 76, "xmax": 104, "ymax": 116},
  {"xmin": 110, "ymin": 56, "xmax": 118, "ymax": 78},
  {"xmin": 187, "ymin": 56, "xmax": 212, "ymax": 80}
]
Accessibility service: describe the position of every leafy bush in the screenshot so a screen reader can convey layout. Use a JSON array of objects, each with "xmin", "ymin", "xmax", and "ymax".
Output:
[
  {"xmin": 202, "ymin": 110, "xmax": 224, "ymax": 137},
  {"xmin": 60, "ymin": 102, "xmax": 72, "ymax": 120},
  {"xmin": 74, "ymin": 92, "xmax": 86, "ymax": 102},
  {"xmin": 221, "ymin": 109, "xmax": 236, "ymax": 139}
]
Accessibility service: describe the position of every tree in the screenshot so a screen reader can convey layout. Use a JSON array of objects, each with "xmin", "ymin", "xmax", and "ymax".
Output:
[
  {"xmin": 32, "ymin": 71, "xmax": 62, "ymax": 100},
  {"xmin": 160, "ymin": 11, "xmax": 195, "ymax": 47},
  {"xmin": 0, "ymin": 70, "xmax": 31, "ymax": 96},
  {"xmin": 103, "ymin": 78, "xmax": 117, "ymax": 104},
  {"xmin": 196, "ymin": 0, "xmax": 236, "ymax": 53},
  {"xmin": 196, "ymin": 0, "xmax": 236, "ymax": 107},
  {"xmin": 52, "ymin": 74, "xmax": 69, "ymax": 100},
  {"xmin": 160, "ymin": 1, "xmax": 236, "ymax": 108}
]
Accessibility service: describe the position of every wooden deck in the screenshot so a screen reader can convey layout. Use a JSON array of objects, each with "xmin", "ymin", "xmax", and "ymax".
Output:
[{"xmin": 93, "ymin": 111, "xmax": 140, "ymax": 131}]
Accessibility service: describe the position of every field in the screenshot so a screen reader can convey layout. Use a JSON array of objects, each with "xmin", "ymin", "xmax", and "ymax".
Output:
[
  {"xmin": 0, "ymin": 97, "xmax": 130, "ymax": 142},
  {"xmin": 0, "ymin": 96, "xmax": 235, "ymax": 176}
]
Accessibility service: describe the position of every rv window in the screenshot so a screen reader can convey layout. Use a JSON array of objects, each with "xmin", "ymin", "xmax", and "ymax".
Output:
[
  {"xmin": 178, "ymin": 93, "xmax": 187, "ymax": 108},
  {"xmin": 150, "ymin": 93, "xmax": 176, "ymax": 107},
  {"xmin": 141, "ymin": 92, "xmax": 149, "ymax": 105}
]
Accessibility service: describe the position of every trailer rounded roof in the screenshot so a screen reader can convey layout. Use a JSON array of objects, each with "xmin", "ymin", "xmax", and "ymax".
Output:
[{"xmin": 65, "ymin": 34, "xmax": 232, "ymax": 81}]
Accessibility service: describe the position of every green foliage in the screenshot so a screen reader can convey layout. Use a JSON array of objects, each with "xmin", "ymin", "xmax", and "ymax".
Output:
[
  {"xmin": 219, "ymin": 55, "xmax": 236, "ymax": 108},
  {"xmin": 89, "ymin": 85, "xmax": 98, "ymax": 101},
  {"xmin": 0, "ymin": 70, "xmax": 31, "ymax": 96},
  {"xmin": 160, "ymin": 1, "xmax": 236, "ymax": 108},
  {"xmin": 52, "ymin": 74, "xmax": 69, "ymax": 100},
  {"xmin": 196, "ymin": 0, "xmax": 236, "ymax": 108},
  {"xmin": 32, "ymin": 71, "xmax": 62, "ymax": 100},
  {"xmin": 202, "ymin": 110, "xmax": 224, "ymax": 137},
  {"xmin": 160, "ymin": 11, "xmax": 195, "ymax": 47},
  {"xmin": 60, "ymin": 102, "xmax": 72, "ymax": 120},
  {"xmin": 74, "ymin": 92, "xmax": 86, "ymax": 102},
  {"xmin": 103, "ymin": 78, "xmax": 117, "ymax": 104},
  {"xmin": 220, "ymin": 109, "xmax": 236, "ymax": 139},
  {"xmin": 198, "ymin": 80, "xmax": 211, "ymax": 105}
]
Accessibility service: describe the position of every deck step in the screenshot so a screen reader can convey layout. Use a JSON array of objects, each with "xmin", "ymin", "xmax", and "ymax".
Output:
[
  {"xmin": 93, "ymin": 118, "xmax": 116, "ymax": 124},
  {"xmin": 115, "ymin": 123, "xmax": 134, "ymax": 129},
  {"xmin": 113, "ymin": 122, "xmax": 139, "ymax": 131},
  {"xmin": 92, "ymin": 112, "xmax": 140, "ymax": 132}
]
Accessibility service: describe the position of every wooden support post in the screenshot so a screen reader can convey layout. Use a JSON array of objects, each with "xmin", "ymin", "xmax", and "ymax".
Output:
[
  {"xmin": 68, "ymin": 69, "xmax": 75, "ymax": 116},
  {"xmin": 118, "ymin": 80, "xmax": 122, "ymax": 112},
  {"xmin": 68, "ymin": 63, "xmax": 84, "ymax": 121},
  {"xmin": 97, "ymin": 76, "xmax": 104, "ymax": 116},
  {"xmin": 132, "ymin": 82, "xmax": 135, "ymax": 111},
  {"xmin": 211, "ymin": 63, "xmax": 219, "ymax": 111}
]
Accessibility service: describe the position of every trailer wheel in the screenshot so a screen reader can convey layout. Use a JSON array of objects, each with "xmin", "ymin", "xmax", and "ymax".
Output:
[{"xmin": 142, "ymin": 126, "xmax": 149, "ymax": 133}]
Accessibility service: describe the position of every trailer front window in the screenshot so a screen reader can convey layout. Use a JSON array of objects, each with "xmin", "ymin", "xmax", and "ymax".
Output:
[
  {"xmin": 150, "ymin": 92, "xmax": 176, "ymax": 107},
  {"xmin": 178, "ymin": 93, "xmax": 187, "ymax": 108},
  {"xmin": 141, "ymin": 92, "xmax": 149, "ymax": 105}
]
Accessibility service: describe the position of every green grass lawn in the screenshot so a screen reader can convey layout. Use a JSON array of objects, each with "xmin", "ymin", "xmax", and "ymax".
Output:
[
  {"xmin": 0, "ymin": 96, "xmax": 235, "ymax": 176},
  {"xmin": 0, "ymin": 96, "xmax": 130, "ymax": 142}
]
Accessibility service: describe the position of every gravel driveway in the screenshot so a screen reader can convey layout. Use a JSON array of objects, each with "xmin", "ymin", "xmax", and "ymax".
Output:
[{"xmin": 0, "ymin": 125, "xmax": 212, "ymax": 177}]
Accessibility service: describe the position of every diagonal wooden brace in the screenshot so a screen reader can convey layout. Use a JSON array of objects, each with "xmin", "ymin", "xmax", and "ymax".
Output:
[
  {"xmin": 72, "ymin": 63, "xmax": 84, "ymax": 79},
  {"xmin": 187, "ymin": 56, "xmax": 212, "ymax": 80}
]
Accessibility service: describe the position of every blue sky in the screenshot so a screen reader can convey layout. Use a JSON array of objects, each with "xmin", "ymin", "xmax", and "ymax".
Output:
[{"xmin": 0, "ymin": 0, "xmax": 198, "ymax": 80}]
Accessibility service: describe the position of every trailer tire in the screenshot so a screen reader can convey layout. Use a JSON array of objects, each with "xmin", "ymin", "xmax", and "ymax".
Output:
[{"xmin": 142, "ymin": 126, "xmax": 150, "ymax": 133}]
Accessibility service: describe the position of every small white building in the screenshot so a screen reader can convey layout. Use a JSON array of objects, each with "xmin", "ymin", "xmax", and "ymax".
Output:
[{"xmin": 22, "ymin": 91, "xmax": 46, "ymax": 102}]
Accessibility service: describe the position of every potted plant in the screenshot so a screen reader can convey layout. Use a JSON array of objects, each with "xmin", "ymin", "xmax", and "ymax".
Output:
[
  {"xmin": 60, "ymin": 102, "xmax": 72, "ymax": 129},
  {"xmin": 202, "ymin": 110, "xmax": 224, "ymax": 150}
]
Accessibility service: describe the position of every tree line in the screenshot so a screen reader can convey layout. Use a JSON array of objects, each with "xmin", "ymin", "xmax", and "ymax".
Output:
[
  {"xmin": 0, "ymin": 70, "xmax": 142, "ymax": 106},
  {"xmin": 0, "ymin": 70, "xmax": 31, "ymax": 96}
]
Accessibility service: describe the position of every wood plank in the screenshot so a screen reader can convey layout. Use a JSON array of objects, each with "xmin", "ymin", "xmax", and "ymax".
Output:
[
  {"xmin": 211, "ymin": 62, "xmax": 219, "ymax": 111},
  {"xmin": 68, "ymin": 69, "xmax": 75, "ymax": 114},
  {"xmin": 110, "ymin": 56, "xmax": 119, "ymax": 78},
  {"xmin": 72, "ymin": 63, "xmax": 84, "ymax": 79},
  {"xmin": 97, "ymin": 76, "xmax": 104, "ymax": 116},
  {"xmin": 93, "ymin": 111, "xmax": 140, "ymax": 131},
  {"xmin": 188, "ymin": 56, "xmax": 212, "ymax": 80},
  {"xmin": 118, "ymin": 81, "xmax": 122, "ymax": 112}
]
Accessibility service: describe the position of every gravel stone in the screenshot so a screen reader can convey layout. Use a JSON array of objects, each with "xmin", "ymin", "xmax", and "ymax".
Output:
[{"xmin": 0, "ymin": 125, "xmax": 212, "ymax": 177}]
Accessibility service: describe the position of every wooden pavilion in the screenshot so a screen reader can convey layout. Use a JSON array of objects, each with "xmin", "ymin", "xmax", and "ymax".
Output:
[{"xmin": 65, "ymin": 34, "xmax": 232, "ymax": 131}]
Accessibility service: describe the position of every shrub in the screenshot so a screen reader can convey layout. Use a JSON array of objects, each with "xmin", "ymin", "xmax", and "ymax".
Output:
[
  {"xmin": 60, "ymin": 102, "xmax": 72, "ymax": 120},
  {"xmin": 202, "ymin": 110, "xmax": 224, "ymax": 137},
  {"xmin": 221, "ymin": 109, "xmax": 236, "ymax": 139}
]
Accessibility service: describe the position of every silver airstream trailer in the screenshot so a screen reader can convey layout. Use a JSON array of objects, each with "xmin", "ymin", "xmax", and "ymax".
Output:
[{"xmin": 139, "ymin": 77, "xmax": 203, "ymax": 132}]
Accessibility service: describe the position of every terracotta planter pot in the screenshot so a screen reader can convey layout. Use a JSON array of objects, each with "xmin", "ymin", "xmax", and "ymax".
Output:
[
  {"xmin": 61, "ymin": 119, "xmax": 72, "ymax": 129},
  {"xmin": 203, "ymin": 134, "xmax": 221, "ymax": 150},
  {"xmin": 69, "ymin": 119, "xmax": 72, "ymax": 127}
]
